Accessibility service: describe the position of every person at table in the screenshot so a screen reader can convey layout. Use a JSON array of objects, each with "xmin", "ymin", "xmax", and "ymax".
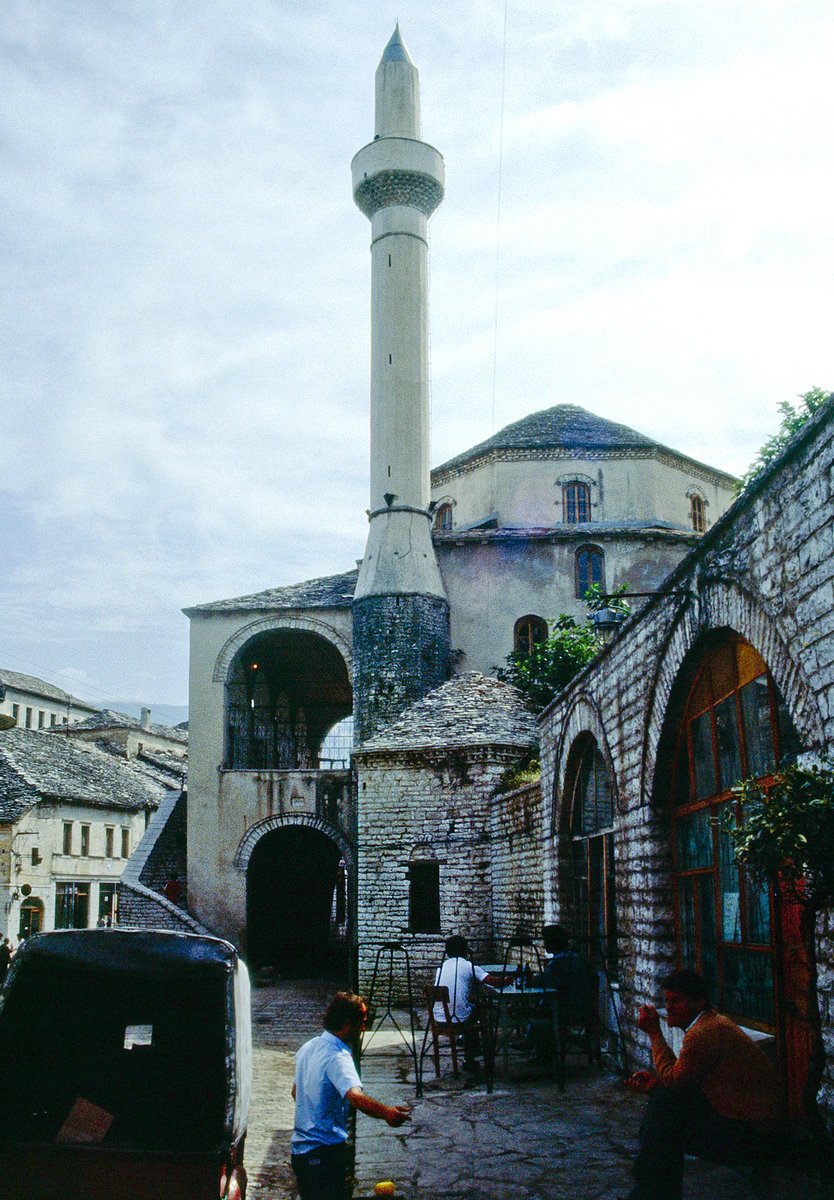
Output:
[
  {"xmin": 433, "ymin": 935, "xmax": 506, "ymax": 1070},
  {"xmin": 520, "ymin": 925, "xmax": 591, "ymax": 1058},
  {"xmin": 620, "ymin": 968, "xmax": 779, "ymax": 1200},
  {"xmin": 531, "ymin": 924, "xmax": 590, "ymax": 1018}
]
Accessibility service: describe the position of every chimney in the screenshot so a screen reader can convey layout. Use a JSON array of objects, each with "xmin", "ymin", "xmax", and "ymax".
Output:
[{"xmin": 140, "ymin": 707, "xmax": 151, "ymax": 731}]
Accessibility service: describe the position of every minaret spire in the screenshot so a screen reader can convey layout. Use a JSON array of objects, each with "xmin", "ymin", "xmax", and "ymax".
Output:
[{"xmin": 351, "ymin": 28, "xmax": 449, "ymax": 744}]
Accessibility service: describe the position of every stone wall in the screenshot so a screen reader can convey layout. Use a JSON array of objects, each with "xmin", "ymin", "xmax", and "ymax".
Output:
[
  {"xmin": 355, "ymin": 747, "xmax": 522, "ymax": 995},
  {"xmin": 490, "ymin": 781, "xmax": 544, "ymax": 947},
  {"xmin": 352, "ymin": 594, "xmax": 450, "ymax": 743},
  {"xmin": 539, "ymin": 399, "xmax": 834, "ymax": 1119}
]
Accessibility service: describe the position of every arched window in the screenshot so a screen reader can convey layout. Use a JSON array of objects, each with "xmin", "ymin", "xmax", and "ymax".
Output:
[
  {"xmin": 569, "ymin": 737, "xmax": 617, "ymax": 969},
  {"xmin": 514, "ymin": 615, "xmax": 548, "ymax": 656},
  {"xmin": 225, "ymin": 630, "xmax": 352, "ymax": 770},
  {"xmin": 563, "ymin": 482, "xmax": 591, "ymax": 523},
  {"xmin": 18, "ymin": 897, "xmax": 43, "ymax": 940},
  {"xmin": 690, "ymin": 494, "xmax": 706, "ymax": 533},
  {"xmin": 671, "ymin": 636, "xmax": 800, "ymax": 1028},
  {"xmin": 434, "ymin": 503, "xmax": 453, "ymax": 531},
  {"xmin": 575, "ymin": 545, "xmax": 604, "ymax": 599}
]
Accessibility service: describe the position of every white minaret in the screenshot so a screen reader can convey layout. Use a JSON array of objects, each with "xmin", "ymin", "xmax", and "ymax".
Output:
[{"xmin": 351, "ymin": 26, "xmax": 449, "ymax": 742}]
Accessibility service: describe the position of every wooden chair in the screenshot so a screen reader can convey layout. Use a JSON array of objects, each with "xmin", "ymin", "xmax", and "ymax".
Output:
[{"xmin": 419, "ymin": 985, "xmax": 460, "ymax": 1079}]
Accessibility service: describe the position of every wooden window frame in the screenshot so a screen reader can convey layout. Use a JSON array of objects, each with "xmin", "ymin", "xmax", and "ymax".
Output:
[
  {"xmin": 670, "ymin": 637, "xmax": 785, "ymax": 1032},
  {"xmin": 575, "ymin": 545, "xmax": 604, "ymax": 599},
  {"xmin": 563, "ymin": 482, "xmax": 591, "ymax": 524},
  {"xmin": 514, "ymin": 615, "xmax": 548, "ymax": 656}
]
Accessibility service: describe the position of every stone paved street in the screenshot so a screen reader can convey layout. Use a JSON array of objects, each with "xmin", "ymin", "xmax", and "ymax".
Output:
[{"xmin": 247, "ymin": 980, "xmax": 828, "ymax": 1200}]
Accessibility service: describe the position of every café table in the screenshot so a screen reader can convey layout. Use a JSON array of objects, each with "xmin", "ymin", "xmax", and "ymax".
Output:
[{"xmin": 482, "ymin": 983, "xmax": 548, "ymax": 1080}]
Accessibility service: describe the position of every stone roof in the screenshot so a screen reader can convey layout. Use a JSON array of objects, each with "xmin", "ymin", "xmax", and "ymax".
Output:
[
  {"xmin": 356, "ymin": 673, "xmax": 538, "ymax": 754},
  {"xmin": 432, "ymin": 404, "xmax": 730, "ymax": 480},
  {"xmin": 183, "ymin": 569, "xmax": 358, "ymax": 616},
  {"xmin": 0, "ymin": 668, "xmax": 98, "ymax": 713},
  {"xmin": 0, "ymin": 728, "xmax": 169, "ymax": 823},
  {"xmin": 61, "ymin": 709, "xmax": 188, "ymax": 744}
]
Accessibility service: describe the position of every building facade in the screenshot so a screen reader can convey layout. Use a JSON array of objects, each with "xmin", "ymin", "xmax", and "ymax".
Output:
[
  {"xmin": 539, "ymin": 397, "xmax": 834, "ymax": 1123},
  {"xmin": 0, "ymin": 669, "xmax": 100, "ymax": 731},
  {"xmin": 0, "ymin": 727, "xmax": 171, "ymax": 941}
]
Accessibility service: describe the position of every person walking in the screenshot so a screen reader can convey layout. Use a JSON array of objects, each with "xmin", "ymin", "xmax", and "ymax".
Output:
[{"xmin": 291, "ymin": 990, "xmax": 411, "ymax": 1199}]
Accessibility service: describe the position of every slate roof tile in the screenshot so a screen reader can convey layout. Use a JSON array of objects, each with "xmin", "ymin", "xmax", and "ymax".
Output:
[
  {"xmin": 356, "ymin": 673, "xmax": 538, "ymax": 754},
  {"xmin": 184, "ymin": 569, "xmax": 358, "ymax": 616},
  {"xmin": 0, "ymin": 728, "xmax": 170, "ymax": 822},
  {"xmin": 0, "ymin": 668, "xmax": 98, "ymax": 712},
  {"xmin": 63, "ymin": 709, "xmax": 187, "ymax": 744}
]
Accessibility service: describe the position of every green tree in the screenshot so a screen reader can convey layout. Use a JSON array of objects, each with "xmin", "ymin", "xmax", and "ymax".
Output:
[
  {"xmin": 728, "ymin": 762, "xmax": 834, "ymax": 1138},
  {"xmin": 737, "ymin": 387, "xmax": 831, "ymax": 494},
  {"xmin": 498, "ymin": 614, "xmax": 601, "ymax": 711}
]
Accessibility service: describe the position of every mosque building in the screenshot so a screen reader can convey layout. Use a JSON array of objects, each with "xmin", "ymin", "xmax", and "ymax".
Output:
[{"xmin": 118, "ymin": 27, "xmax": 834, "ymax": 1125}]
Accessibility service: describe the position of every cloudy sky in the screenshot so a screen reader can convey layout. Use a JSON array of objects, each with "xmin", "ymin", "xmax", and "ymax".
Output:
[{"xmin": 2, "ymin": 0, "xmax": 832, "ymax": 710}]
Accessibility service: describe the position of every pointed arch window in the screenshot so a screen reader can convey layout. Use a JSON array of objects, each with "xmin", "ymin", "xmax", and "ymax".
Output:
[
  {"xmin": 671, "ymin": 635, "xmax": 800, "ymax": 1029},
  {"xmin": 563, "ymin": 482, "xmax": 591, "ymax": 524},
  {"xmin": 575, "ymin": 545, "xmax": 604, "ymax": 599},
  {"xmin": 569, "ymin": 736, "xmax": 617, "ymax": 969}
]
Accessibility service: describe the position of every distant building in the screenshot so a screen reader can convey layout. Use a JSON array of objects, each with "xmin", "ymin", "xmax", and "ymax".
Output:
[
  {"xmin": 0, "ymin": 727, "xmax": 174, "ymax": 941},
  {"xmin": 0, "ymin": 669, "xmax": 100, "ymax": 730},
  {"xmin": 59, "ymin": 707, "xmax": 188, "ymax": 769}
]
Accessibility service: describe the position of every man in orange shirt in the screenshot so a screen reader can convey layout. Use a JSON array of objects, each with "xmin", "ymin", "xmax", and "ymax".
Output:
[{"xmin": 621, "ymin": 969, "xmax": 779, "ymax": 1200}]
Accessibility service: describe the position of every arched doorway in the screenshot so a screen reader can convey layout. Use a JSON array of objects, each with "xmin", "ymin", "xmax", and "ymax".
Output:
[{"xmin": 246, "ymin": 825, "xmax": 349, "ymax": 977}]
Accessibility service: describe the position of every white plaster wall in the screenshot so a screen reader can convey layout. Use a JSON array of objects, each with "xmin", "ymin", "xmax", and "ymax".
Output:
[
  {"xmin": 437, "ymin": 534, "xmax": 696, "ymax": 675},
  {"xmin": 1, "ymin": 802, "xmax": 149, "ymax": 941},
  {"xmin": 186, "ymin": 607, "xmax": 353, "ymax": 940},
  {"xmin": 431, "ymin": 452, "xmax": 736, "ymax": 533}
]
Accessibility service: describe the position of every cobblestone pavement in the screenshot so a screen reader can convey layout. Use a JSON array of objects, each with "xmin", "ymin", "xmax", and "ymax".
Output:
[{"xmin": 247, "ymin": 981, "xmax": 828, "ymax": 1200}]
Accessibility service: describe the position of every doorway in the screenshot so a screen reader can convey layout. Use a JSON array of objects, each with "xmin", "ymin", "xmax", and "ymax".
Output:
[{"xmin": 246, "ymin": 825, "xmax": 348, "ymax": 977}]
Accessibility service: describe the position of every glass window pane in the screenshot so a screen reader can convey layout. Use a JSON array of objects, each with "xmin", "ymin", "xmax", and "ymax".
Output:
[
  {"xmin": 677, "ymin": 876, "xmax": 696, "ymax": 967},
  {"xmin": 739, "ymin": 676, "xmax": 775, "ymax": 779},
  {"xmin": 721, "ymin": 946, "xmax": 774, "ymax": 1024},
  {"xmin": 572, "ymin": 840, "xmax": 589, "ymax": 940},
  {"xmin": 675, "ymin": 808, "xmax": 713, "ymax": 871},
  {"xmin": 691, "ymin": 712, "xmax": 717, "ymax": 799},
  {"xmin": 744, "ymin": 874, "xmax": 771, "ymax": 944},
  {"xmin": 717, "ymin": 810, "xmax": 741, "ymax": 943},
  {"xmin": 715, "ymin": 695, "xmax": 743, "ymax": 792},
  {"xmin": 698, "ymin": 874, "xmax": 719, "ymax": 1003}
]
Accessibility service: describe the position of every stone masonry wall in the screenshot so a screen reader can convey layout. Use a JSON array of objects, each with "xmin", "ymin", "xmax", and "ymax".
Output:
[
  {"xmin": 352, "ymin": 594, "xmax": 449, "ymax": 743},
  {"xmin": 540, "ymin": 400, "xmax": 834, "ymax": 1120},
  {"xmin": 355, "ymin": 747, "xmax": 521, "ymax": 997},
  {"xmin": 490, "ymin": 781, "xmax": 544, "ymax": 948}
]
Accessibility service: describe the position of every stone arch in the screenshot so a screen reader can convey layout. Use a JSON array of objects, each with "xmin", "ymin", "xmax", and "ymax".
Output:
[
  {"xmin": 549, "ymin": 692, "xmax": 618, "ymax": 837},
  {"xmin": 234, "ymin": 813, "xmax": 354, "ymax": 873},
  {"xmin": 640, "ymin": 578, "xmax": 825, "ymax": 807},
  {"xmin": 213, "ymin": 615, "xmax": 352, "ymax": 684}
]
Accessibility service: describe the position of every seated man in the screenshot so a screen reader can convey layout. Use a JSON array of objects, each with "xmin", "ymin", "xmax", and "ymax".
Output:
[
  {"xmin": 433, "ymin": 935, "xmax": 505, "ymax": 1069},
  {"xmin": 621, "ymin": 968, "xmax": 779, "ymax": 1200},
  {"xmin": 531, "ymin": 924, "xmax": 591, "ymax": 1020}
]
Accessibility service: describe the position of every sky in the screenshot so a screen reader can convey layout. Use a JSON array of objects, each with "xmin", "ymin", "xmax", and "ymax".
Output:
[{"xmin": 2, "ymin": 0, "xmax": 832, "ymax": 710}]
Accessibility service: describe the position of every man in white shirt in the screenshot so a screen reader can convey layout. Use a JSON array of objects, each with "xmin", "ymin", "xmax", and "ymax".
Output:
[
  {"xmin": 433, "ymin": 935, "xmax": 505, "ymax": 1069},
  {"xmin": 291, "ymin": 991, "xmax": 411, "ymax": 1199}
]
